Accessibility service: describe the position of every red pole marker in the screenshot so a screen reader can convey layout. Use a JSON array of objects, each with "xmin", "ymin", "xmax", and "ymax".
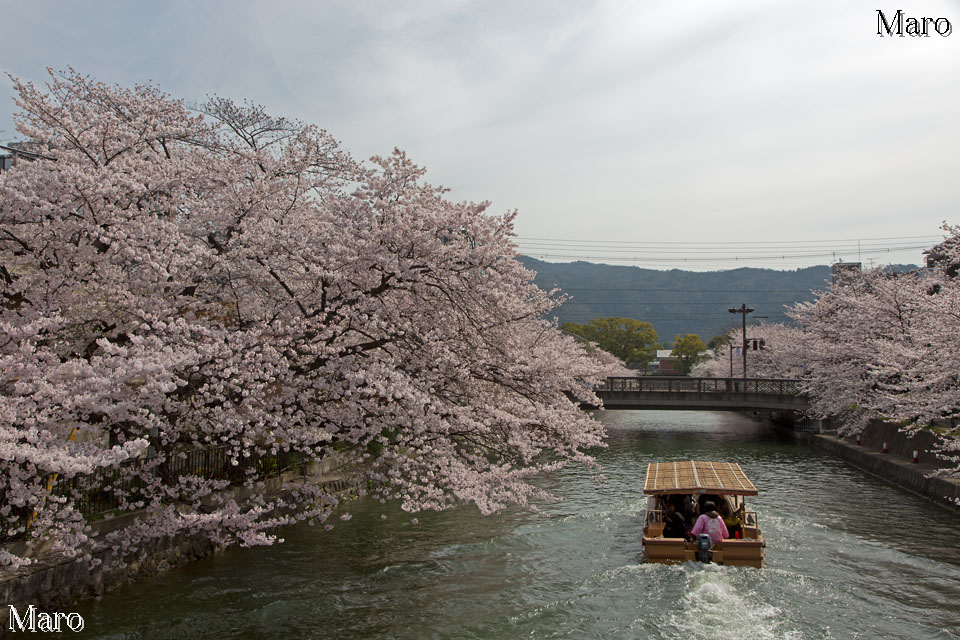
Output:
[
  {"xmin": 882, "ymin": 442, "xmax": 888, "ymax": 453},
  {"xmin": 913, "ymin": 450, "xmax": 919, "ymax": 463}
]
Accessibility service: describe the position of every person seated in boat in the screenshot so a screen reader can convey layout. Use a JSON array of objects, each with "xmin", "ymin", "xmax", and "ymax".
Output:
[
  {"xmin": 662, "ymin": 505, "xmax": 687, "ymax": 538},
  {"xmin": 682, "ymin": 494, "xmax": 698, "ymax": 524},
  {"xmin": 669, "ymin": 495, "xmax": 690, "ymax": 522},
  {"xmin": 719, "ymin": 501, "xmax": 742, "ymax": 538},
  {"xmin": 650, "ymin": 500, "xmax": 671, "ymax": 527},
  {"xmin": 690, "ymin": 500, "xmax": 728, "ymax": 544},
  {"xmin": 650, "ymin": 499, "xmax": 666, "ymax": 523},
  {"xmin": 698, "ymin": 494, "xmax": 722, "ymax": 512}
]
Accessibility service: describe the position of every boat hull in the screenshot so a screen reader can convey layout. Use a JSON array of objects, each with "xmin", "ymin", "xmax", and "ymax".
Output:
[{"xmin": 642, "ymin": 537, "xmax": 765, "ymax": 568}]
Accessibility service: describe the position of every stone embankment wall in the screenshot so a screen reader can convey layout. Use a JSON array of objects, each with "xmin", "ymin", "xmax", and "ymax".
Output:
[
  {"xmin": 852, "ymin": 420, "xmax": 951, "ymax": 465},
  {"xmin": 0, "ymin": 459, "xmax": 363, "ymax": 637},
  {"xmin": 780, "ymin": 419, "xmax": 960, "ymax": 512}
]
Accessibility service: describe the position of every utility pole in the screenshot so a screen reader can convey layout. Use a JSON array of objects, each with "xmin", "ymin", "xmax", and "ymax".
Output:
[{"xmin": 728, "ymin": 304, "xmax": 754, "ymax": 379}]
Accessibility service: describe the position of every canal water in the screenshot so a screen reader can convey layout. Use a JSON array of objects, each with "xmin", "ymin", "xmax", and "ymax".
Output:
[{"xmin": 76, "ymin": 411, "xmax": 960, "ymax": 639}]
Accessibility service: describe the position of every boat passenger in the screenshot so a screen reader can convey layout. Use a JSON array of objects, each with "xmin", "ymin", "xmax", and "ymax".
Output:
[
  {"xmin": 690, "ymin": 501, "xmax": 728, "ymax": 544},
  {"xmin": 719, "ymin": 501, "xmax": 742, "ymax": 538},
  {"xmin": 662, "ymin": 507, "xmax": 686, "ymax": 538},
  {"xmin": 683, "ymin": 494, "xmax": 698, "ymax": 524},
  {"xmin": 698, "ymin": 494, "xmax": 721, "ymax": 511}
]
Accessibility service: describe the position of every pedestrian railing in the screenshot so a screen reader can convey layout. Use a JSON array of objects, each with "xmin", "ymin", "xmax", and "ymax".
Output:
[{"xmin": 598, "ymin": 376, "xmax": 803, "ymax": 396}]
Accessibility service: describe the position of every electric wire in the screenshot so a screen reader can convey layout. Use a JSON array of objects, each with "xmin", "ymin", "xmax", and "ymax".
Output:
[
  {"xmin": 514, "ymin": 234, "xmax": 942, "ymax": 245},
  {"xmin": 513, "ymin": 233, "xmax": 939, "ymax": 267}
]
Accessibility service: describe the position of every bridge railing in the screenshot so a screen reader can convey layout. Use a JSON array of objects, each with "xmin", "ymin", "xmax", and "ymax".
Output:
[{"xmin": 598, "ymin": 377, "xmax": 803, "ymax": 396}]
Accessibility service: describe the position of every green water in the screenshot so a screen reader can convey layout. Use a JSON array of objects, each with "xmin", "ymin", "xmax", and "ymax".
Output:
[{"xmin": 74, "ymin": 411, "xmax": 960, "ymax": 639}]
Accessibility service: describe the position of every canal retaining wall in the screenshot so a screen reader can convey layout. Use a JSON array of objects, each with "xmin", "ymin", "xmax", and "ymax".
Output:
[
  {"xmin": 0, "ymin": 463, "xmax": 364, "ymax": 637},
  {"xmin": 777, "ymin": 420, "xmax": 960, "ymax": 512}
]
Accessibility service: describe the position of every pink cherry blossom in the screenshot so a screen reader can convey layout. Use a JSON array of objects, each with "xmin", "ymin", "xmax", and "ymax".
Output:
[
  {"xmin": 691, "ymin": 228, "xmax": 960, "ymax": 478},
  {"xmin": 1, "ymin": 69, "xmax": 615, "ymax": 568}
]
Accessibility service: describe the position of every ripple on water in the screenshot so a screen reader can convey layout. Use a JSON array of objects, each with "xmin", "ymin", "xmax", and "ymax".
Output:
[{"xmin": 70, "ymin": 411, "xmax": 960, "ymax": 640}]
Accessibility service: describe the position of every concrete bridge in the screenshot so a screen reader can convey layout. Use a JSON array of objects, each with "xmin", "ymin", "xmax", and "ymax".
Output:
[{"xmin": 595, "ymin": 376, "xmax": 810, "ymax": 412}]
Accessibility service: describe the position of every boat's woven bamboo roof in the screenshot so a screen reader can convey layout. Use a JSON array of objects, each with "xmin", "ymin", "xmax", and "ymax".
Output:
[{"xmin": 643, "ymin": 461, "xmax": 758, "ymax": 495}]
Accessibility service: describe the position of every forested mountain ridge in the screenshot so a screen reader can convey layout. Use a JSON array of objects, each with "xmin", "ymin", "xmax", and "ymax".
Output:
[{"xmin": 519, "ymin": 257, "xmax": 843, "ymax": 345}]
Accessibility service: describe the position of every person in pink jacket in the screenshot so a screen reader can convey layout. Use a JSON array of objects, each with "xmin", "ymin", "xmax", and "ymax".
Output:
[{"xmin": 690, "ymin": 501, "xmax": 728, "ymax": 543}]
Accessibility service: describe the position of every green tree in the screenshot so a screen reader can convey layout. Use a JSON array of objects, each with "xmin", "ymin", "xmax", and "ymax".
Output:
[
  {"xmin": 671, "ymin": 333, "xmax": 708, "ymax": 375},
  {"xmin": 706, "ymin": 333, "xmax": 732, "ymax": 352},
  {"xmin": 562, "ymin": 317, "xmax": 659, "ymax": 365}
]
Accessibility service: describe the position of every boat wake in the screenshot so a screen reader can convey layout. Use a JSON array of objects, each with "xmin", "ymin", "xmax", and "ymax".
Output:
[{"xmin": 667, "ymin": 564, "xmax": 797, "ymax": 640}]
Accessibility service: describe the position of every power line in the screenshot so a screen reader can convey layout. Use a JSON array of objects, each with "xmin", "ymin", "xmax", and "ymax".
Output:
[
  {"xmin": 519, "ymin": 245, "xmax": 927, "ymax": 262},
  {"xmin": 513, "ymin": 233, "xmax": 937, "ymax": 269},
  {"xmin": 552, "ymin": 287, "xmax": 816, "ymax": 293},
  {"xmin": 516, "ymin": 241, "xmax": 930, "ymax": 252},
  {"xmin": 515, "ymin": 234, "xmax": 943, "ymax": 246},
  {"xmin": 516, "ymin": 246, "xmax": 928, "ymax": 258},
  {"xmin": 554, "ymin": 314, "xmax": 779, "ymax": 320},
  {"xmin": 556, "ymin": 301, "xmax": 804, "ymax": 307}
]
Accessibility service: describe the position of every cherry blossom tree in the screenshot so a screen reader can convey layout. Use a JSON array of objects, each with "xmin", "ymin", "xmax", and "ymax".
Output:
[
  {"xmin": 790, "ymin": 267, "xmax": 931, "ymax": 432},
  {"xmin": 789, "ymin": 233, "xmax": 960, "ymax": 477},
  {"xmin": 689, "ymin": 259, "xmax": 960, "ymax": 479},
  {"xmin": 1, "ymin": 69, "xmax": 616, "ymax": 568},
  {"xmin": 691, "ymin": 322, "xmax": 807, "ymax": 379}
]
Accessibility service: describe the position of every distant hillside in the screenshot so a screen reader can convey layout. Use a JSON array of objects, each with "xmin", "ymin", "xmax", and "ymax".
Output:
[{"xmin": 520, "ymin": 257, "xmax": 837, "ymax": 345}]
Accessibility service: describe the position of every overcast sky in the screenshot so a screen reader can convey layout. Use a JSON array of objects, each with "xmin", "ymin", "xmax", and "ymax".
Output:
[{"xmin": 2, "ymin": 0, "xmax": 959, "ymax": 270}]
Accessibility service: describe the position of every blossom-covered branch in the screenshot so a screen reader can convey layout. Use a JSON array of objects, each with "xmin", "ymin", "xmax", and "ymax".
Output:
[{"xmin": 0, "ymin": 69, "xmax": 610, "ymax": 567}]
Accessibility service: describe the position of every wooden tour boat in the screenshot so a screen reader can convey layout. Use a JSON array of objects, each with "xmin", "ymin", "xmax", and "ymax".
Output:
[{"xmin": 642, "ymin": 460, "xmax": 765, "ymax": 568}]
